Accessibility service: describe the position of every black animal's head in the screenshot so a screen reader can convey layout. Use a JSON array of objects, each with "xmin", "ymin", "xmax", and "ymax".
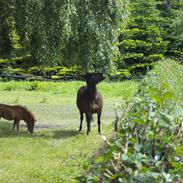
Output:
[{"xmin": 85, "ymin": 73, "xmax": 105, "ymax": 86}]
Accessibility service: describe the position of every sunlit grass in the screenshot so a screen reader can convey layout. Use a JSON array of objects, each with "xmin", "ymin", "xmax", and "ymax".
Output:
[
  {"xmin": 0, "ymin": 80, "xmax": 139, "ymax": 182},
  {"xmin": 0, "ymin": 122, "xmax": 112, "ymax": 182},
  {"xmin": 0, "ymin": 80, "xmax": 138, "ymax": 98}
]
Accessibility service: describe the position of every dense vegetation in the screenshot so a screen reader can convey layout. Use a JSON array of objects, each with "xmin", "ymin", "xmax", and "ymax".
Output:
[
  {"xmin": 0, "ymin": 0, "xmax": 126, "ymax": 72},
  {"xmin": 0, "ymin": 0, "xmax": 183, "ymax": 77},
  {"xmin": 80, "ymin": 60, "xmax": 183, "ymax": 182},
  {"xmin": 1, "ymin": 0, "xmax": 183, "ymax": 182}
]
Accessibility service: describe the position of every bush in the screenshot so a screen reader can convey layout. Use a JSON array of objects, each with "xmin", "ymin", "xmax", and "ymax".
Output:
[
  {"xmin": 128, "ymin": 63, "xmax": 155, "ymax": 75},
  {"xmin": 43, "ymin": 67, "xmax": 60, "ymax": 76},
  {"xmin": 57, "ymin": 66, "xmax": 83, "ymax": 76},
  {"xmin": 80, "ymin": 60, "xmax": 183, "ymax": 182},
  {"xmin": 50, "ymin": 75, "xmax": 61, "ymax": 80},
  {"xmin": 0, "ymin": 56, "xmax": 31, "ymax": 68},
  {"xmin": 25, "ymin": 81, "xmax": 40, "ymax": 91},
  {"xmin": 28, "ymin": 67, "xmax": 44, "ymax": 76}
]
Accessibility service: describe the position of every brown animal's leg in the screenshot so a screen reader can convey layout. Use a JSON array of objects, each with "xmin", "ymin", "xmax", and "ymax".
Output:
[
  {"xmin": 86, "ymin": 113, "xmax": 91, "ymax": 135},
  {"xmin": 97, "ymin": 112, "xmax": 102, "ymax": 134},
  {"xmin": 12, "ymin": 118, "xmax": 19, "ymax": 132},
  {"xmin": 12, "ymin": 122, "xmax": 16, "ymax": 132},
  {"xmin": 79, "ymin": 112, "xmax": 83, "ymax": 131}
]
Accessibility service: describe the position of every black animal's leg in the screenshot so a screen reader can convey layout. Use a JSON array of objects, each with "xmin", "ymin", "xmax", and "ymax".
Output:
[
  {"xmin": 79, "ymin": 112, "xmax": 83, "ymax": 131},
  {"xmin": 86, "ymin": 113, "xmax": 91, "ymax": 135},
  {"xmin": 16, "ymin": 121, "xmax": 20, "ymax": 132},
  {"xmin": 97, "ymin": 112, "xmax": 102, "ymax": 134},
  {"xmin": 90, "ymin": 115, "xmax": 93, "ymax": 122}
]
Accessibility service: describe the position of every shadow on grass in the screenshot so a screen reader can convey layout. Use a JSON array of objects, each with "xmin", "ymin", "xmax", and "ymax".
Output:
[
  {"xmin": 52, "ymin": 129, "xmax": 80, "ymax": 139},
  {"xmin": 0, "ymin": 121, "xmax": 81, "ymax": 139}
]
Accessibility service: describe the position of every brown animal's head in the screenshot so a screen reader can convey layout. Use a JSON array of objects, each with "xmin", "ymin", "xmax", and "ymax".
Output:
[
  {"xmin": 24, "ymin": 112, "xmax": 36, "ymax": 133},
  {"xmin": 27, "ymin": 118, "xmax": 36, "ymax": 133},
  {"xmin": 85, "ymin": 73, "xmax": 105, "ymax": 86}
]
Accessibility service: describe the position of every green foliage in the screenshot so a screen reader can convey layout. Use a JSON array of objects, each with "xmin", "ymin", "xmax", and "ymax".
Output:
[
  {"xmin": 0, "ymin": 56, "xmax": 31, "ymax": 69},
  {"xmin": 28, "ymin": 67, "xmax": 43, "ymax": 75},
  {"xmin": 10, "ymin": 0, "xmax": 128, "ymax": 70},
  {"xmin": 0, "ymin": 63, "xmax": 84, "ymax": 80},
  {"xmin": 26, "ymin": 81, "xmax": 40, "ymax": 91},
  {"xmin": 65, "ymin": 0, "xmax": 129, "ymax": 72},
  {"xmin": 50, "ymin": 75, "xmax": 61, "ymax": 80},
  {"xmin": 43, "ymin": 67, "xmax": 63, "ymax": 76},
  {"xmin": 81, "ymin": 60, "xmax": 183, "ymax": 182},
  {"xmin": 112, "ymin": 69, "xmax": 132, "ymax": 78},
  {"xmin": 1, "ymin": 0, "xmax": 183, "ymax": 76},
  {"xmin": 156, "ymin": 0, "xmax": 183, "ymax": 58},
  {"xmin": 118, "ymin": 0, "xmax": 168, "ymax": 75},
  {"xmin": 171, "ymin": 9, "xmax": 183, "ymax": 61},
  {"xmin": 173, "ymin": 10, "xmax": 183, "ymax": 42}
]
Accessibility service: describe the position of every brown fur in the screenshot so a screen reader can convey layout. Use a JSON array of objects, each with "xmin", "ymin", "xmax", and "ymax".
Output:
[
  {"xmin": 0, "ymin": 103, "xmax": 36, "ymax": 133},
  {"xmin": 76, "ymin": 73, "xmax": 105, "ymax": 134}
]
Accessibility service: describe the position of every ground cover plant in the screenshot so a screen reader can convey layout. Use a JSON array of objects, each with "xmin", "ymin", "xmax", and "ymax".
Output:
[
  {"xmin": 0, "ymin": 80, "xmax": 138, "ymax": 183},
  {"xmin": 81, "ymin": 60, "xmax": 183, "ymax": 182}
]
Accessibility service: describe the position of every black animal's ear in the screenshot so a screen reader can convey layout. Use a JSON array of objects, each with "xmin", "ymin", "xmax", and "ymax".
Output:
[{"xmin": 83, "ymin": 73, "xmax": 89, "ymax": 79}]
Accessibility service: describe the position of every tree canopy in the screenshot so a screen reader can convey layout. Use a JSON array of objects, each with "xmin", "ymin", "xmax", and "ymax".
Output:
[
  {"xmin": 0, "ymin": 0, "xmax": 183, "ymax": 75},
  {"xmin": 0, "ymin": 0, "xmax": 128, "ymax": 72}
]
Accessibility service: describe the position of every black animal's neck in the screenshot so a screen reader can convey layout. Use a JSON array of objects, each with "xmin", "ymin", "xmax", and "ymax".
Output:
[{"xmin": 86, "ymin": 84, "xmax": 97, "ymax": 95}]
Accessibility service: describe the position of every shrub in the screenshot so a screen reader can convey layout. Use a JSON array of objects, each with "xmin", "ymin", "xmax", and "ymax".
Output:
[
  {"xmin": 11, "ymin": 68, "xmax": 26, "ymax": 75},
  {"xmin": 4, "ymin": 85, "xmax": 15, "ymax": 91},
  {"xmin": 80, "ymin": 60, "xmax": 183, "ymax": 182},
  {"xmin": 43, "ymin": 66, "xmax": 64, "ymax": 76},
  {"xmin": 26, "ymin": 81, "xmax": 40, "ymax": 91},
  {"xmin": 50, "ymin": 75, "xmax": 61, "ymax": 80},
  {"xmin": 0, "ymin": 56, "xmax": 31, "ymax": 68},
  {"xmin": 28, "ymin": 67, "xmax": 44, "ymax": 76}
]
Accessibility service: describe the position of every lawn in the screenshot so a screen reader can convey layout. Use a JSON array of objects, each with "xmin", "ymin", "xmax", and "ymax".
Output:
[{"xmin": 0, "ymin": 80, "xmax": 139, "ymax": 183}]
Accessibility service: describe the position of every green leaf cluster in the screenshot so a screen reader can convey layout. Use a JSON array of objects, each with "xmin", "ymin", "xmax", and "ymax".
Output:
[
  {"xmin": 81, "ymin": 60, "xmax": 183, "ymax": 182},
  {"xmin": 0, "ymin": 0, "xmax": 128, "ymax": 72},
  {"xmin": 118, "ymin": 0, "xmax": 169, "ymax": 75}
]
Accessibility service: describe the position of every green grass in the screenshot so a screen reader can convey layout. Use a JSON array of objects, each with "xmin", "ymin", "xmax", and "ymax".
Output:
[{"xmin": 0, "ymin": 80, "xmax": 139, "ymax": 183}]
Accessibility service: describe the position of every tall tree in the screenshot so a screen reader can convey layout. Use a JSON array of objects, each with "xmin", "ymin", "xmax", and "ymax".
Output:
[
  {"xmin": 0, "ymin": 0, "xmax": 15, "ymax": 57},
  {"xmin": 118, "ymin": 0, "xmax": 168, "ymax": 75},
  {"xmin": 156, "ymin": 0, "xmax": 183, "ymax": 58},
  {"xmin": 66, "ymin": 0, "xmax": 128, "ymax": 72},
  {"xmin": 14, "ymin": 0, "xmax": 70, "ymax": 65},
  {"xmin": 12, "ymin": 0, "xmax": 128, "ymax": 69},
  {"xmin": 172, "ymin": 10, "xmax": 183, "ymax": 61}
]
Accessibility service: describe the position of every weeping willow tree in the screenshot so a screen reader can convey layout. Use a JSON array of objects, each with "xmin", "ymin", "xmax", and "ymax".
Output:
[
  {"xmin": 13, "ymin": 0, "xmax": 71, "ymax": 65},
  {"xmin": 11, "ymin": 0, "xmax": 128, "ymax": 71},
  {"xmin": 0, "ymin": 0, "xmax": 20, "ymax": 57},
  {"xmin": 66, "ymin": 0, "xmax": 129, "ymax": 72}
]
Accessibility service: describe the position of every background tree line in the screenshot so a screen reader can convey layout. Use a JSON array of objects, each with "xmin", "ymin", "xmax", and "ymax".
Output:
[{"xmin": 0, "ymin": 0, "xmax": 183, "ymax": 76}]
